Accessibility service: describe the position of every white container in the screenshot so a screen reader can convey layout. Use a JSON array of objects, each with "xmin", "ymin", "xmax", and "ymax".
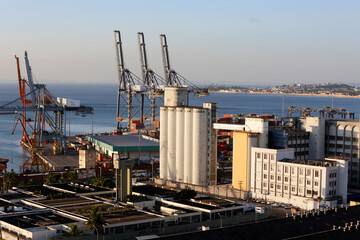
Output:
[
  {"xmin": 62, "ymin": 98, "xmax": 80, "ymax": 108},
  {"xmin": 132, "ymin": 85, "xmax": 146, "ymax": 92}
]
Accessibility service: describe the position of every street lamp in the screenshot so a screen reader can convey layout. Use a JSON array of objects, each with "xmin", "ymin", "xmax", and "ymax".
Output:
[
  {"xmin": 217, "ymin": 213, "xmax": 223, "ymax": 228},
  {"xmin": 94, "ymin": 226, "xmax": 99, "ymax": 240}
]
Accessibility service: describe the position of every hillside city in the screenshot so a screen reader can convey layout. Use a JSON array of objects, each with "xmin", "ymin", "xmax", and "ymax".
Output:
[{"xmin": 208, "ymin": 83, "xmax": 360, "ymax": 96}]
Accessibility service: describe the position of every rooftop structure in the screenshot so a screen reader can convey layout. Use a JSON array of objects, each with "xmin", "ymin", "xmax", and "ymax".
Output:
[
  {"xmin": 86, "ymin": 135, "xmax": 159, "ymax": 158},
  {"xmin": 159, "ymin": 205, "xmax": 360, "ymax": 240}
]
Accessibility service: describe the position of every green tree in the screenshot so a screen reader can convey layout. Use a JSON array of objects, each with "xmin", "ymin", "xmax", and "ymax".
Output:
[
  {"xmin": 67, "ymin": 223, "xmax": 82, "ymax": 236},
  {"xmin": 67, "ymin": 171, "xmax": 77, "ymax": 182},
  {"xmin": 85, "ymin": 207, "xmax": 105, "ymax": 234},
  {"xmin": 45, "ymin": 174, "xmax": 56, "ymax": 184},
  {"xmin": 4, "ymin": 172, "xmax": 16, "ymax": 191}
]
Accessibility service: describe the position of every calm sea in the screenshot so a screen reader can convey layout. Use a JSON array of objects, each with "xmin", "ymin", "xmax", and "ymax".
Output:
[{"xmin": 1, "ymin": 83, "xmax": 359, "ymax": 172}]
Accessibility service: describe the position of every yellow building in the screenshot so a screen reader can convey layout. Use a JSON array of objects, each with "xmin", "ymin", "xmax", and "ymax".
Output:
[{"xmin": 232, "ymin": 131, "xmax": 259, "ymax": 191}]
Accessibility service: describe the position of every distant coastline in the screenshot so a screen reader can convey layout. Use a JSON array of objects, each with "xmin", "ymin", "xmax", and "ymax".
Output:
[{"xmin": 209, "ymin": 91, "xmax": 360, "ymax": 99}]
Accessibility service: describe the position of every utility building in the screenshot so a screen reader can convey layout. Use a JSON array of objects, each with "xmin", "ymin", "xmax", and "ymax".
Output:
[{"xmin": 160, "ymin": 87, "xmax": 217, "ymax": 186}]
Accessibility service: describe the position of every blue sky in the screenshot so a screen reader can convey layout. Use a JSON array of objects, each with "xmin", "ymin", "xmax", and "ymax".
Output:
[{"xmin": 0, "ymin": 0, "xmax": 359, "ymax": 86}]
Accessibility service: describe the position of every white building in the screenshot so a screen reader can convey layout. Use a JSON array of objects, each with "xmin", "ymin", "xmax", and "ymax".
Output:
[
  {"xmin": 160, "ymin": 87, "xmax": 217, "ymax": 186},
  {"xmin": 250, "ymin": 147, "xmax": 348, "ymax": 210}
]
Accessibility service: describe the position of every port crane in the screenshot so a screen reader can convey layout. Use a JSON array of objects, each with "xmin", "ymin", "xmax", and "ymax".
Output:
[
  {"xmin": 160, "ymin": 34, "xmax": 209, "ymax": 96},
  {"xmin": 114, "ymin": 30, "xmax": 208, "ymax": 129},
  {"xmin": 0, "ymin": 52, "xmax": 93, "ymax": 172}
]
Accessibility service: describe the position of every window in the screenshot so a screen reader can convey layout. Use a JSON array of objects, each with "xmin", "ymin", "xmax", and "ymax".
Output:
[
  {"xmin": 285, "ymin": 166, "xmax": 289, "ymax": 174},
  {"xmin": 314, "ymin": 181, "xmax": 319, "ymax": 187},
  {"xmin": 307, "ymin": 180, "xmax": 311, "ymax": 185},
  {"xmin": 299, "ymin": 168, "xmax": 304, "ymax": 176},
  {"xmin": 277, "ymin": 185, "xmax": 281, "ymax": 190},
  {"xmin": 313, "ymin": 191, "xmax": 318, "ymax": 197},
  {"xmin": 263, "ymin": 163, "xmax": 268, "ymax": 171},
  {"xmin": 270, "ymin": 175, "xmax": 274, "ymax": 180},
  {"xmin": 285, "ymin": 177, "xmax": 289, "ymax": 183},
  {"xmin": 264, "ymin": 154, "xmax": 268, "ymax": 160},
  {"xmin": 263, "ymin": 174, "xmax": 267, "ymax": 179},
  {"xmin": 257, "ymin": 153, "xmax": 261, "ymax": 159},
  {"xmin": 277, "ymin": 176, "xmax": 281, "ymax": 181},
  {"xmin": 263, "ymin": 183, "xmax": 267, "ymax": 188},
  {"xmin": 270, "ymin": 164, "xmax": 275, "ymax": 171},
  {"xmin": 291, "ymin": 186, "xmax": 296, "ymax": 192},
  {"xmin": 291, "ymin": 167, "xmax": 295, "ymax": 174},
  {"xmin": 270, "ymin": 154, "xmax": 275, "ymax": 160},
  {"xmin": 277, "ymin": 166, "xmax": 282, "ymax": 173},
  {"xmin": 315, "ymin": 170, "xmax": 319, "ymax": 178},
  {"xmin": 306, "ymin": 169, "xmax": 311, "ymax": 176},
  {"xmin": 270, "ymin": 183, "xmax": 274, "ymax": 188},
  {"xmin": 307, "ymin": 189, "xmax": 312, "ymax": 195},
  {"xmin": 284, "ymin": 185, "xmax": 289, "ymax": 191}
]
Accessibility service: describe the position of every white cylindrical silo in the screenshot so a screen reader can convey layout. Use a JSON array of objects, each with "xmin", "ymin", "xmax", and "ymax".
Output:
[
  {"xmin": 184, "ymin": 108, "xmax": 193, "ymax": 184},
  {"xmin": 167, "ymin": 107, "xmax": 177, "ymax": 181},
  {"xmin": 176, "ymin": 108, "xmax": 185, "ymax": 182},
  {"xmin": 159, "ymin": 107, "xmax": 168, "ymax": 180},
  {"xmin": 192, "ymin": 108, "xmax": 208, "ymax": 186}
]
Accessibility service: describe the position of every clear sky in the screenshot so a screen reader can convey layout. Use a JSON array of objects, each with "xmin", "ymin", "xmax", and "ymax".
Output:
[{"xmin": 1, "ymin": 0, "xmax": 359, "ymax": 86}]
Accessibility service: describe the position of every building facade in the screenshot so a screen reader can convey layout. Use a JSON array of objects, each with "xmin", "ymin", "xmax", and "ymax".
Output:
[{"xmin": 250, "ymin": 147, "xmax": 348, "ymax": 210}]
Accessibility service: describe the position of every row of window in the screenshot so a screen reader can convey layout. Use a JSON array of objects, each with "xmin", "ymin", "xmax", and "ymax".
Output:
[
  {"xmin": 261, "ymin": 163, "xmax": 320, "ymax": 177},
  {"xmin": 260, "ymin": 185, "xmax": 319, "ymax": 197},
  {"xmin": 328, "ymin": 136, "xmax": 359, "ymax": 142},
  {"xmin": 257, "ymin": 153, "xmax": 275, "ymax": 160},
  {"xmin": 262, "ymin": 174, "xmax": 320, "ymax": 186}
]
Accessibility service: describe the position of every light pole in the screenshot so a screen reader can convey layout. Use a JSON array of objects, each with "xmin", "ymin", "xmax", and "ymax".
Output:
[
  {"xmin": 217, "ymin": 213, "xmax": 222, "ymax": 228},
  {"xmin": 151, "ymin": 160, "xmax": 154, "ymax": 182},
  {"xmin": 94, "ymin": 226, "xmax": 99, "ymax": 240}
]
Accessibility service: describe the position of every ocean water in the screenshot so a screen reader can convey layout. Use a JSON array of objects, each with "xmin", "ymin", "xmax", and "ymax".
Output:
[{"xmin": 1, "ymin": 83, "xmax": 359, "ymax": 172}]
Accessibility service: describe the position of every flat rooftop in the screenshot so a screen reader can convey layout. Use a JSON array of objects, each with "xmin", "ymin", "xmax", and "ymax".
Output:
[
  {"xmin": 192, "ymin": 197, "xmax": 240, "ymax": 208},
  {"xmin": 57, "ymin": 202, "xmax": 160, "ymax": 225},
  {"xmin": 280, "ymin": 158, "xmax": 338, "ymax": 167},
  {"xmin": 37, "ymin": 196, "xmax": 97, "ymax": 207},
  {"xmin": 133, "ymin": 185, "xmax": 177, "ymax": 198},
  {"xmin": 39, "ymin": 144, "xmax": 79, "ymax": 169},
  {"xmin": 177, "ymin": 200, "xmax": 220, "ymax": 210},
  {"xmin": 0, "ymin": 192, "xmax": 34, "ymax": 201},
  {"xmin": 86, "ymin": 135, "xmax": 159, "ymax": 152},
  {"xmin": 49, "ymin": 182, "xmax": 113, "ymax": 194},
  {"xmin": 159, "ymin": 206, "xmax": 360, "ymax": 240},
  {"xmin": 0, "ymin": 211, "xmax": 77, "ymax": 229},
  {"xmin": 17, "ymin": 185, "xmax": 75, "ymax": 197}
]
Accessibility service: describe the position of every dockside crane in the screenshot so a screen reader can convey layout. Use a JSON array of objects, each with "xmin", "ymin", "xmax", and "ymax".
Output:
[
  {"xmin": 113, "ymin": 31, "xmax": 209, "ymax": 129},
  {"xmin": 138, "ymin": 32, "xmax": 167, "ymax": 122},
  {"xmin": 0, "ymin": 52, "xmax": 93, "ymax": 172},
  {"xmin": 114, "ymin": 30, "xmax": 145, "ymax": 129},
  {"xmin": 160, "ymin": 34, "xmax": 209, "ymax": 96}
]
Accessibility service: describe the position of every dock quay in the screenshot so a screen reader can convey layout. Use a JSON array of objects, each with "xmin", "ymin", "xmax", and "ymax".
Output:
[{"xmin": 20, "ymin": 140, "xmax": 79, "ymax": 171}]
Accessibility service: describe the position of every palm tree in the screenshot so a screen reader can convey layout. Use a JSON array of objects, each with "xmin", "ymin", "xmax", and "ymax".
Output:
[
  {"xmin": 45, "ymin": 174, "xmax": 56, "ymax": 184},
  {"xmin": 68, "ymin": 223, "xmax": 82, "ymax": 236},
  {"xmin": 67, "ymin": 171, "xmax": 77, "ymax": 182},
  {"xmin": 4, "ymin": 172, "xmax": 16, "ymax": 191},
  {"xmin": 85, "ymin": 207, "xmax": 105, "ymax": 234}
]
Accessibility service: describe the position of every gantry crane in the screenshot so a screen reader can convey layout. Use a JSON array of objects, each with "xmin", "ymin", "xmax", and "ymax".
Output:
[
  {"xmin": 114, "ymin": 30, "xmax": 145, "ymax": 129},
  {"xmin": 160, "ymin": 34, "xmax": 209, "ymax": 96},
  {"xmin": 0, "ymin": 52, "xmax": 93, "ymax": 172},
  {"xmin": 114, "ymin": 31, "xmax": 209, "ymax": 129}
]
